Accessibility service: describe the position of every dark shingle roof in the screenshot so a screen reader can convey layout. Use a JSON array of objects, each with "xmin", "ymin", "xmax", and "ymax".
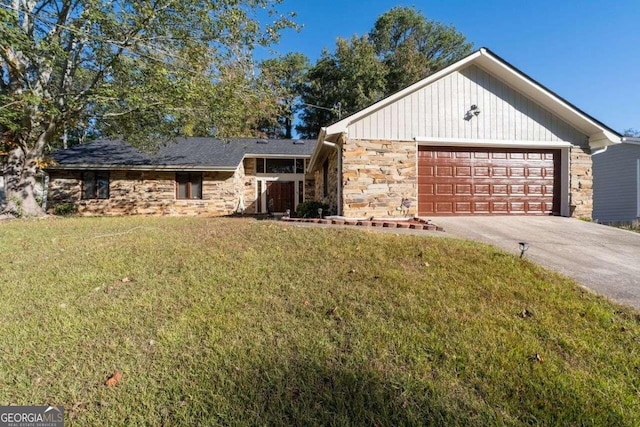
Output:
[
  {"xmin": 51, "ymin": 139, "xmax": 154, "ymax": 166},
  {"xmin": 50, "ymin": 137, "xmax": 316, "ymax": 170}
]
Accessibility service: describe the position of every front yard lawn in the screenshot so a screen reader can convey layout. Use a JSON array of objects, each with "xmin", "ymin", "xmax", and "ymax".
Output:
[{"xmin": 1, "ymin": 217, "xmax": 639, "ymax": 425}]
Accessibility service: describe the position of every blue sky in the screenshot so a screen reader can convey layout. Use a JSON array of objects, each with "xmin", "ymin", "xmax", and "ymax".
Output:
[{"xmin": 266, "ymin": 0, "xmax": 639, "ymax": 134}]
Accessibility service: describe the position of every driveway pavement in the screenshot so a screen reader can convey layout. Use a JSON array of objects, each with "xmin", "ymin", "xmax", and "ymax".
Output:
[{"xmin": 433, "ymin": 216, "xmax": 640, "ymax": 309}]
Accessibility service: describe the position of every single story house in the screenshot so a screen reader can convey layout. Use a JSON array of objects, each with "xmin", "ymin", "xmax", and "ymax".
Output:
[
  {"xmin": 308, "ymin": 47, "xmax": 621, "ymax": 218},
  {"xmin": 593, "ymin": 137, "xmax": 640, "ymax": 225},
  {"xmin": 47, "ymin": 138, "xmax": 316, "ymax": 216}
]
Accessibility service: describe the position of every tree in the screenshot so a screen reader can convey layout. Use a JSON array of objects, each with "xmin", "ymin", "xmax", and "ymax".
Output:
[
  {"xmin": 259, "ymin": 52, "xmax": 309, "ymax": 138},
  {"xmin": 297, "ymin": 36, "xmax": 386, "ymax": 139},
  {"xmin": 370, "ymin": 6, "xmax": 472, "ymax": 93},
  {"xmin": 623, "ymin": 129, "xmax": 640, "ymax": 138},
  {"xmin": 0, "ymin": 0, "xmax": 296, "ymax": 216},
  {"xmin": 297, "ymin": 6, "xmax": 472, "ymax": 138}
]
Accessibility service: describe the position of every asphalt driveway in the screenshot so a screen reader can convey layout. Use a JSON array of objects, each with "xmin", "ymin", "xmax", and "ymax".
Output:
[{"xmin": 433, "ymin": 216, "xmax": 640, "ymax": 309}]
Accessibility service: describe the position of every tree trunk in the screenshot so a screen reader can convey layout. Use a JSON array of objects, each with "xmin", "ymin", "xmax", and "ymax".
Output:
[{"xmin": 2, "ymin": 147, "xmax": 46, "ymax": 217}]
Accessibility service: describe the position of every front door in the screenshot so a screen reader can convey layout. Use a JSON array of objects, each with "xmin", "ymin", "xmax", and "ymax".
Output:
[{"xmin": 266, "ymin": 181, "xmax": 295, "ymax": 213}]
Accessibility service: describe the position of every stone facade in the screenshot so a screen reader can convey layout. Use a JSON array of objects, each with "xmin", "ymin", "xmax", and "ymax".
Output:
[
  {"xmin": 570, "ymin": 145, "xmax": 593, "ymax": 218},
  {"xmin": 47, "ymin": 157, "xmax": 315, "ymax": 217},
  {"xmin": 315, "ymin": 136, "xmax": 594, "ymax": 219},
  {"xmin": 48, "ymin": 169, "xmax": 245, "ymax": 216},
  {"xmin": 313, "ymin": 147, "xmax": 338, "ymax": 214},
  {"xmin": 341, "ymin": 138, "xmax": 417, "ymax": 218},
  {"xmin": 241, "ymin": 158, "xmax": 258, "ymax": 214}
]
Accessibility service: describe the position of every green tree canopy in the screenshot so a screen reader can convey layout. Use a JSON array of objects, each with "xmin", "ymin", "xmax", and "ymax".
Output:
[
  {"xmin": 259, "ymin": 52, "xmax": 310, "ymax": 138},
  {"xmin": 297, "ymin": 6, "xmax": 472, "ymax": 139},
  {"xmin": 0, "ymin": 0, "xmax": 296, "ymax": 216}
]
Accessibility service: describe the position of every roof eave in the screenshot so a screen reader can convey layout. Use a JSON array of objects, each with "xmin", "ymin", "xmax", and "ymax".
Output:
[
  {"xmin": 476, "ymin": 48, "xmax": 621, "ymax": 147},
  {"xmin": 46, "ymin": 164, "xmax": 239, "ymax": 172},
  {"xmin": 307, "ymin": 127, "xmax": 328, "ymax": 172}
]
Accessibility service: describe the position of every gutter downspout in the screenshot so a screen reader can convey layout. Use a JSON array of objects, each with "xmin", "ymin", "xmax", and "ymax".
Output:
[
  {"xmin": 323, "ymin": 140, "xmax": 342, "ymax": 215},
  {"xmin": 591, "ymin": 146, "xmax": 608, "ymax": 156}
]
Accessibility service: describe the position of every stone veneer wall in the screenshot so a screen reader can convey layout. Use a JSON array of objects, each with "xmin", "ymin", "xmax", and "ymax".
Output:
[
  {"xmin": 48, "ymin": 169, "xmax": 246, "ymax": 216},
  {"xmin": 313, "ymin": 148, "xmax": 338, "ymax": 214},
  {"xmin": 241, "ymin": 158, "xmax": 258, "ymax": 214},
  {"xmin": 570, "ymin": 145, "xmax": 593, "ymax": 218},
  {"xmin": 342, "ymin": 139, "xmax": 417, "ymax": 218},
  {"xmin": 320, "ymin": 136, "xmax": 593, "ymax": 219}
]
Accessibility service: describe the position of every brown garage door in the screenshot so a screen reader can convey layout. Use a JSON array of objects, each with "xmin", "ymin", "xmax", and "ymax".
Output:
[{"xmin": 418, "ymin": 146, "xmax": 561, "ymax": 215}]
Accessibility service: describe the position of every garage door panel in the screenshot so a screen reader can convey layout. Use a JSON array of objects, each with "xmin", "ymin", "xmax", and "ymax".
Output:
[
  {"xmin": 435, "ymin": 184, "xmax": 454, "ymax": 195},
  {"xmin": 418, "ymin": 166, "xmax": 435, "ymax": 177},
  {"xmin": 510, "ymin": 202, "xmax": 526, "ymax": 213},
  {"xmin": 491, "ymin": 167, "xmax": 508, "ymax": 177},
  {"xmin": 436, "ymin": 166, "xmax": 454, "ymax": 177},
  {"xmin": 474, "ymin": 167, "xmax": 490, "ymax": 177},
  {"xmin": 474, "ymin": 184, "xmax": 491, "ymax": 195},
  {"xmin": 418, "ymin": 146, "xmax": 560, "ymax": 215},
  {"xmin": 474, "ymin": 202, "xmax": 490, "ymax": 213},
  {"xmin": 455, "ymin": 166, "xmax": 472, "ymax": 177},
  {"xmin": 456, "ymin": 184, "xmax": 472, "ymax": 195}
]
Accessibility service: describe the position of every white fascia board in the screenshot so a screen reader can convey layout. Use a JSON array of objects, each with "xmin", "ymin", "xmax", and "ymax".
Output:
[
  {"xmin": 589, "ymin": 132, "xmax": 622, "ymax": 149},
  {"xmin": 307, "ymin": 127, "xmax": 328, "ymax": 172},
  {"xmin": 476, "ymin": 49, "xmax": 620, "ymax": 145},
  {"xmin": 324, "ymin": 51, "xmax": 483, "ymax": 135},
  {"xmin": 622, "ymin": 137, "xmax": 640, "ymax": 146},
  {"xmin": 414, "ymin": 137, "xmax": 573, "ymax": 149}
]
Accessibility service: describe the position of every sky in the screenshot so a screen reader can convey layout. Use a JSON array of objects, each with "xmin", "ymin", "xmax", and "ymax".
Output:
[{"xmin": 263, "ymin": 0, "xmax": 640, "ymax": 135}]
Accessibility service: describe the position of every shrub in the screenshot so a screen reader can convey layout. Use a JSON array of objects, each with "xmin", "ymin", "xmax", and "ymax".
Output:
[
  {"xmin": 296, "ymin": 201, "xmax": 330, "ymax": 218},
  {"xmin": 52, "ymin": 202, "xmax": 78, "ymax": 216}
]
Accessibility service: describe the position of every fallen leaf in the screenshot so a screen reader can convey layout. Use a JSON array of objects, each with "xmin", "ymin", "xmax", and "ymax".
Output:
[
  {"xmin": 121, "ymin": 277, "xmax": 131, "ymax": 283},
  {"xmin": 105, "ymin": 371, "xmax": 123, "ymax": 387},
  {"xmin": 424, "ymin": 262, "xmax": 430, "ymax": 267},
  {"xmin": 303, "ymin": 300, "xmax": 310, "ymax": 306}
]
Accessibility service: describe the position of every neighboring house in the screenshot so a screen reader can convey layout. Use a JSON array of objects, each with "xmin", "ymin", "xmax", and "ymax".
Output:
[
  {"xmin": 308, "ymin": 48, "xmax": 621, "ymax": 218},
  {"xmin": 593, "ymin": 137, "xmax": 640, "ymax": 224},
  {"xmin": 47, "ymin": 138, "xmax": 316, "ymax": 216}
]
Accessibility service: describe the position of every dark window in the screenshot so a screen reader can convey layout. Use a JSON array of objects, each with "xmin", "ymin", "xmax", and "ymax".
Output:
[
  {"xmin": 176, "ymin": 172, "xmax": 203, "ymax": 199},
  {"xmin": 82, "ymin": 171, "xmax": 109, "ymax": 199},
  {"xmin": 255, "ymin": 158, "xmax": 305, "ymax": 174},
  {"xmin": 322, "ymin": 158, "xmax": 329, "ymax": 197},
  {"xmin": 266, "ymin": 158, "xmax": 295, "ymax": 174}
]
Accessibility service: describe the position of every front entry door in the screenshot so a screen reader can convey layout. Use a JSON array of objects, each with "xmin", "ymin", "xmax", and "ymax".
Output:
[{"xmin": 266, "ymin": 181, "xmax": 295, "ymax": 213}]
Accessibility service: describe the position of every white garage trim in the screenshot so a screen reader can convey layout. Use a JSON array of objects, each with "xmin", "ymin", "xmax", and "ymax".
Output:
[{"xmin": 414, "ymin": 137, "xmax": 572, "ymax": 149}]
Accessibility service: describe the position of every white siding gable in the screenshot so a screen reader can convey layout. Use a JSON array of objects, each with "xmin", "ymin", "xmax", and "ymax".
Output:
[{"xmin": 348, "ymin": 64, "xmax": 588, "ymax": 145}]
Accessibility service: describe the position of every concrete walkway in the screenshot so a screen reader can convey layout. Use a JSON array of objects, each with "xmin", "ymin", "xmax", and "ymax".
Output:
[{"xmin": 432, "ymin": 216, "xmax": 640, "ymax": 309}]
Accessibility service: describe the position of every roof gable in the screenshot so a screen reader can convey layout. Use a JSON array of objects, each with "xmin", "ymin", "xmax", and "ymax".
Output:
[{"xmin": 320, "ymin": 48, "xmax": 620, "ymax": 148}]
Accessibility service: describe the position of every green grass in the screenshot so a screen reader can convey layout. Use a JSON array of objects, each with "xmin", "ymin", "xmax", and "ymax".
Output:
[{"xmin": 1, "ymin": 217, "xmax": 639, "ymax": 426}]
